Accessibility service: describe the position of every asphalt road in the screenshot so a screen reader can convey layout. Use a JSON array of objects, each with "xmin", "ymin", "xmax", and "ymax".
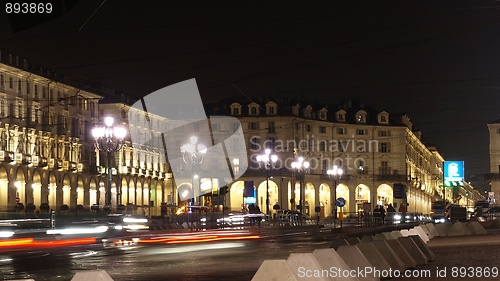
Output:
[{"xmin": 0, "ymin": 227, "xmax": 338, "ymax": 281}]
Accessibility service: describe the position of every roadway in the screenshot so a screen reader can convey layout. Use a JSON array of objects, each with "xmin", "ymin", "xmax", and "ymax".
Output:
[{"xmin": 0, "ymin": 226, "xmax": 343, "ymax": 281}]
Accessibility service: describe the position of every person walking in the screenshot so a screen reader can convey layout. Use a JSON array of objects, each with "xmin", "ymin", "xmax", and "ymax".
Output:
[{"xmin": 387, "ymin": 203, "xmax": 396, "ymax": 224}]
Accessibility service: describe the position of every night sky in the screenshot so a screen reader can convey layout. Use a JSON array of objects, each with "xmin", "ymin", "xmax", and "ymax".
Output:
[{"xmin": 1, "ymin": 0, "xmax": 500, "ymax": 187}]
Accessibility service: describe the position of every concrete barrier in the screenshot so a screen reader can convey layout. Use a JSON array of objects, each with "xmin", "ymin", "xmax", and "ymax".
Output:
[
  {"xmin": 425, "ymin": 223, "xmax": 439, "ymax": 237},
  {"xmin": 412, "ymin": 226, "xmax": 430, "ymax": 243},
  {"xmin": 71, "ymin": 270, "xmax": 114, "ymax": 281},
  {"xmin": 390, "ymin": 230, "xmax": 403, "ymax": 240},
  {"xmin": 372, "ymin": 233, "xmax": 387, "ymax": 241},
  {"xmin": 434, "ymin": 223, "xmax": 449, "ymax": 236},
  {"xmin": 361, "ymin": 235, "xmax": 375, "ymax": 243},
  {"xmin": 336, "ymin": 245, "xmax": 380, "ymax": 281},
  {"xmin": 447, "ymin": 221, "xmax": 467, "ymax": 236},
  {"xmin": 385, "ymin": 239, "xmax": 417, "ymax": 269},
  {"xmin": 419, "ymin": 224, "xmax": 434, "ymax": 239},
  {"xmin": 312, "ymin": 249, "xmax": 360, "ymax": 281},
  {"xmin": 251, "ymin": 260, "xmax": 298, "ymax": 281},
  {"xmin": 397, "ymin": 236, "xmax": 428, "ymax": 265},
  {"xmin": 287, "ymin": 253, "xmax": 331, "ymax": 281},
  {"xmin": 381, "ymin": 232, "xmax": 394, "ymax": 240},
  {"xmin": 345, "ymin": 236, "xmax": 361, "ymax": 245},
  {"xmin": 371, "ymin": 240, "xmax": 406, "ymax": 272},
  {"xmin": 409, "ymin": 235, "xmax": 435, "ymax": 262},
  {"xmin": 467, "ymin": 221, "xmax": 487, "ymax": 235},
  {"xmin": 330, "ymin": 238, "xmax": 349, "ymax": 250},
  {"xmin": 356, "ymin": 242, "xmax": 392, "ymax": 273},
  {"xmin": 399, "ymin": 229, "xmax": 410, "ymax": 237}
]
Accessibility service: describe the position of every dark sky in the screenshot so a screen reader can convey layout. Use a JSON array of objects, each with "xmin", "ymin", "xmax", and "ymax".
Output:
[{"xmin": 1, "ymin": 0, "xmax": 500, "ymax": 183}]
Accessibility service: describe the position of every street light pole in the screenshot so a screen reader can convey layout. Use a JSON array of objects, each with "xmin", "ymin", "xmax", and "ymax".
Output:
[
  {"xmin": 327, "ymin": 165, "xmax": 343, "ymax": 229},
  {"xmin": 92, "ymin": 116, "xmax": 127, "ymax": 211},
  {"xmin": 180, "ymin": 136, "xmax": 207, "ymax": 206},
  {"xmin": 291, "ymin": 156, "xmax": 310, "ymax": 222},
  {"xmin": 256, "ymin": 148, "xmax": 278, "ymax": 216}
]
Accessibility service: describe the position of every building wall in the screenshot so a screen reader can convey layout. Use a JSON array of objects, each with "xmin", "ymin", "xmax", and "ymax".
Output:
[{"xmin": 221, "ymin": 102, "xmax": 443, "ymax": 216}]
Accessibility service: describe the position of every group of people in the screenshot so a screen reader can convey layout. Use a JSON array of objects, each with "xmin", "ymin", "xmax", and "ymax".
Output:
[{"xmin": 374, "ymin": 203, "xmax": 402, "ymax": 224}]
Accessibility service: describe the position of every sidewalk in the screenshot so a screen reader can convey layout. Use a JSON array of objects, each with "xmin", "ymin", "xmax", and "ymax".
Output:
[{"xmin": 391, "ymin": 229, "xmax": 500, "ymax": 280}]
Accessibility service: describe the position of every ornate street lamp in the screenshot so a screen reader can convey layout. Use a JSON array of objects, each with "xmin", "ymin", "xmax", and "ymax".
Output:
[
  {"xmin": 256, "ymin": 148, "xmax": 278, "ymax": 216},
  {"xmin": 327, "ymin": 165, "xmax": 343, "ymax": 228},
  {"xmin": 291, "ymin": 156, "xmax": 310, "ymax": 221},
  {"xmin": 92, "ymin": 116, "xmax": 127, "ymax": 211},
  {"xmin": 180, "ymin": 136, "xmax": 207, "ymax": 205}
]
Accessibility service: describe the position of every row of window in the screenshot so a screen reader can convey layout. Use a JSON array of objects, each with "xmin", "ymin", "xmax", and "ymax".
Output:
[
  {"xmin": 230, "ymin": 102, "xmax": 390, "ymax": 125},
  {"xmin": 0, "ymin": 73, "xmax": 96, "ymax": 112},
  {"xmin": 246, "ymin": 121, "xmax": 392, "ymax": 136}
]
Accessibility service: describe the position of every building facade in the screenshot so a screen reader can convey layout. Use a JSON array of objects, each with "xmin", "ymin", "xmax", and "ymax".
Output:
[
  {"xmin": 209, "ymin": 99, "xmax": 448, "ymax": 217},
  {"xmin": 487, "ymin": 120, "xmax": 500, "ymax": 203},
  {"xmin": 0, "ymin": 53, "xmax": 175, "ymax": 216},
  {"xmin": 0, "ymin": 50, "xmax": 483, "ymax": 217}
]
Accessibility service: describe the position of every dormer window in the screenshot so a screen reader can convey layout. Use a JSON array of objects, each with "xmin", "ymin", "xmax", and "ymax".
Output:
[
  {"xmin": 336, "ymin": 110, "xmax": 346, "ymax": 122},
  {"xmin": 378, "ymin": 111, "xmax": 389, "ymax": 124},
  {"xmin": 356, "ymin": 110, "xmax": 367, "ymax": 123},
  {"xmin": 303, "ymin": 105, "xmax": 312, "ymax": 118},
  {"xmin": 318, "ymin": 108, "xmax": 327, "ymax": 120},
  {"xmin": 266, "ymin": 101, "xmax": 277, "ymax": 115},
  {"xmin": 230, "ymin": 103, "xmax": 242, "ymax": 116},
  {"xmin": 248, "ymin": 102, "xmax": 260, "ymax": 116}
]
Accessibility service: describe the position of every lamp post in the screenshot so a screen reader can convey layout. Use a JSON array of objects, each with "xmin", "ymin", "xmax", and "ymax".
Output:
[
  {"xmin": 327, "ymin": 165, "xmax": 343, "ymax": 228},
  {"xmin": 256, "ymin": 148, "xmax": 278, "ymax": 216},
  {"xmin": 291, "ymin": 156, "xmax": 310, "ymax": 222},
  {"xmin": 92, "ymin": 116, "xmax": 127, "ymax": 211},
  {"xmin": 180, "ymin": 136, "xmax": 207, "ymax": 206}
]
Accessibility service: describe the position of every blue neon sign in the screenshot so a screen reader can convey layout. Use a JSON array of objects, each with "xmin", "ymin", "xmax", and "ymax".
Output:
[{"xmin": 443, "ymin": 161, "xmax": 464, "ymax": 187}]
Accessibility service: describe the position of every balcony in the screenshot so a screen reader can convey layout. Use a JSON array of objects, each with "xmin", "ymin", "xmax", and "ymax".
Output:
[{"xmin": 377, "ymin": 168, "xmax": 406, "ymax": 180}]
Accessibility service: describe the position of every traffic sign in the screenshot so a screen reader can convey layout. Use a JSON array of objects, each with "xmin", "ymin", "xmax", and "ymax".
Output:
[{"xmin": 336, "ymin": 197, "xmax": 346, "ymax": 207}]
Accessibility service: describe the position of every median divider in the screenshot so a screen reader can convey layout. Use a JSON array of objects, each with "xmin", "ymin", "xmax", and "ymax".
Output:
[
  {"xmin": 312, "ymin": 249, "xmax": 360, "ymax": 281},
  {"xmin": 71, "ymin": 270, "xmax": 114, "ymax": 281},
  {"xmin": 397, "ymin": 236, "xmax": 428, "ymax": 265},
  {"xmin": 252, "ymin": 221, "xmax": 489, "ymax": 280},
  {"xmin": 385, "ymin": 239, "xmax": 417, "ymax": 269},
  {"xmin": 336, "ymin": 245, "xmax": 380, "ymax": 281},
  {"xmin": 251, "ymin": 260, "xmax": 298, "ymax": 281},
  {"xmin": 371, "ymin": 240, "xmax": 406, "ymax": 272}
]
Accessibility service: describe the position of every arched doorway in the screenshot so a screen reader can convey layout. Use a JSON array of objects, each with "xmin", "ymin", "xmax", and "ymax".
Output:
[
  {"xmin": 304, "ymin": 182, "xmax": 315, "ymax": 217},
  {"xmin": 32, "ymin": 170, "xmax": 43, "ymax": 209},
  {"xmin": 0, "ymin": 166, "xmax": 9, "ymax": 210},
  {"xmin": 76, "ymin": 176, "xmax": 84, "ymax": 206},
  {"xmin": 377, "ymin": 184, "xmax": 393, "ymax": 206},
  {"xmin": 355, "ymin": 184, "xmax": 370, "ymax": 213},
  {"xmin": 128, "ymin": 180, "xmax": 136, "ymax": 205},
  {"xmin": 62, "ymin": 174, "xmax": 71, "ymax": 209},
  {"xmin": 15, "ymin": 169, "xmax": 26, "ymax": 205},
  {"xmin": 257, "ymin": 179, "xmax": 278, "ymax": 214},
  {"xmin": 89, "ymin": 178, "xmax": 98, "ymax": 207},
  {"xmin": 121, "ymin": 178, "xmax": 128, "ymax": 205},
  {"xmin": 318, "ymin": 183, "xmax": 330, "ymax": 218},
  {"xmin": 48, "ymin": 172, "xmax": 57, "ymax": 210},
  {"xmin": 229, "ymin": 181, "xmax": 245, "ymax": 211}
]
